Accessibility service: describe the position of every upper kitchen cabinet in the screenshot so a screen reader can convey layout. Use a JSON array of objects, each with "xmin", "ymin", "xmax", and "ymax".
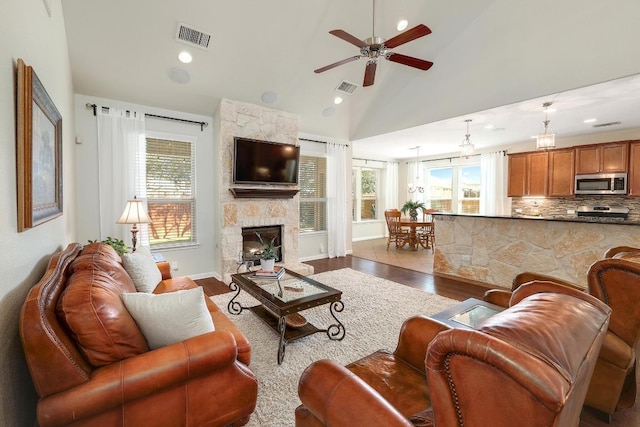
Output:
[
  {"xmin": 627, "ymin": 140, "xmax": 640, "ymax": 197},
  {"xmin": 548, "ymin": 148, "xmax": 575, "ymax": 197},
  {"xmin": 508, "ymin": 152, "xmax": 548, "ymax": 197},
  {"xmin": 575, "ymin": 141, "xmax": 629, "ymax": 174}
]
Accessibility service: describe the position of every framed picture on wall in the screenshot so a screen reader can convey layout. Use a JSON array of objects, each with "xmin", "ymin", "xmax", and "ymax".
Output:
[{"xmin": 16, "ymin": 58, "xmax": 63, "ymax": 232}]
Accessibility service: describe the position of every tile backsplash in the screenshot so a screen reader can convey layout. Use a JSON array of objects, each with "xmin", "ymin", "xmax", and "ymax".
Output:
[{"xmin": 511, "ymin": 196, "xmax": 640, "ymax": 223}]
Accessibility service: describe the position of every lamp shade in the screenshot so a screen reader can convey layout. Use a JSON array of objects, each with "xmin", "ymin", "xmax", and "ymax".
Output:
[
  {"xmin": 536, "ymin": 133, "xmax": 556, "ymax": 149},
  {"xmin": 117, "ymin": 197, "xmax": 152, "ymax": 225}
]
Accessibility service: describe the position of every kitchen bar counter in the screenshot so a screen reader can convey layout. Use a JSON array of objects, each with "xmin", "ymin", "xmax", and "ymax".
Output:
[
  {"xmin": 433, "ymin": 214, "xmax": 640, "ymax": 289},
  {"xmin": 438, "ymin": 213, "xmax": 640, "ymax": 226}
]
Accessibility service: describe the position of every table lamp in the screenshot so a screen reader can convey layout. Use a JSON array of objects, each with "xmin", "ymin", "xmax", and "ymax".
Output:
[{"xmin": 117, "ymin": 196, "xmax": 152, "ymax": 251}]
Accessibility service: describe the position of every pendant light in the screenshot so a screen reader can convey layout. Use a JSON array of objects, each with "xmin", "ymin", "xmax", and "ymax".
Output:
[
  {"xmin": 408, "ymin": 146, "xmax": 424, "ymax": 193},
  {"xmin": 459, "ymin": 119, "xmax": 474, "ymax": 158},
  {"xmin": 536, "ymin": 102, "xmax": 556, "ymax": 149}
]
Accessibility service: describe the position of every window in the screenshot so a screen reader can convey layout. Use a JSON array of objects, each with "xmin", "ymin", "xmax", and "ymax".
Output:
[
  {"xmin": 145, "ymin": 136, "xmax": 196, "ymax": 247},
  {"xmin": 426, "ymin": 164, "xmax": 480, "ymax": 214},
  {"xmin": 459, "ymin": 165, "xmax": 481, "ymax": 214},
  {"xmin": 352, "ymin": 167, "xmax": 379, "ymax": 221},
  {"xmin": 299, "ymin": 155, "xmax": 327, "ymax": 232},
  {"xmin": 427, "ymin": 168, "xmax": 453, "ymax": 212}
]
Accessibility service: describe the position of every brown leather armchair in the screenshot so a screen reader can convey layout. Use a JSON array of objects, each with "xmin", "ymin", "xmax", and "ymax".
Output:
[
  {"xmin": 483, "ymin": 255, "xmax": 640, "ymax": 422},
  {"xmin": 20, "ymin": 243, "xmax": 257, "ymax": 427},
  {"xmin": 296, "ymin": 288, "xmax": 611, "ymax": 427},
  {"xmin": 585, "ymin": 258, "xmax": 640, "ymax": 420}
]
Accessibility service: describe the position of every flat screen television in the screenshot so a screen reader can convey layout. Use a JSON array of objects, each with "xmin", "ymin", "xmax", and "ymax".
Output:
[{"xmin": 233, "ymin": 137, "xmax": 300, "ymax": 185}]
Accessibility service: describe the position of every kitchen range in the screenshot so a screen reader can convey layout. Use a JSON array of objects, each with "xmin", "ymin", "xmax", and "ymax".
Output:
[{"xmin": 577, "ymin": 205, "xmax": 630, "ymax": 219}]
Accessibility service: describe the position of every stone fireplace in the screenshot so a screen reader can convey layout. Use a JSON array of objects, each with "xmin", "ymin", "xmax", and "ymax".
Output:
[
  {"xmin": 217, "ymin": 99, "xmax": 313, "ymax": 282},
  {"xmin": 241, "ymin": 225, "xmax": 283, "ymax": 266}
]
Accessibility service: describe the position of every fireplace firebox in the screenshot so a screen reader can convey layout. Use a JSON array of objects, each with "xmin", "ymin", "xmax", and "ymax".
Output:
[{"xmin": 241, "ymin": 225, "xmax": 283, "ymax": 266}]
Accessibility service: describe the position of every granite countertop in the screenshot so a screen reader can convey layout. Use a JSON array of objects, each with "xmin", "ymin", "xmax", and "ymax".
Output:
[{"xmin": 434, "ymin": 212, "xmax": 640, "ymax": 226}]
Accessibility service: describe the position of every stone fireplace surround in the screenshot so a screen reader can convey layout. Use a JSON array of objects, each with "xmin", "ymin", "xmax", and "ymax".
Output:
[{"xmin": 217, "ymin": 99, "xmax": 313, "ymax": 283}]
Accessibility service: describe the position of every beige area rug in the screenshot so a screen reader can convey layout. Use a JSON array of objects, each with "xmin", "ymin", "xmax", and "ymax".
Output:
[{"xmin": 211, "ymin": 268, "xmax": 457, "ymax": 427}]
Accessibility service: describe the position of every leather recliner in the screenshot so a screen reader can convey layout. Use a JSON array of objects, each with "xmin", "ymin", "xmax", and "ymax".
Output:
[
  {"xmin": 484, "ymin": 254, "xmax": 640, "ymax": 422},
  {"xmin": 20, "ymin": 243, "xmax": 257, "ymax": 427},
  {"xmin": 296, "ymin": 285, "xmax": 611, "ymax": 427}
]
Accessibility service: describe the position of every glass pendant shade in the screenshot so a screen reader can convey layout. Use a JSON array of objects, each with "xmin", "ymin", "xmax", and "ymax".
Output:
[
  {"xmin": 459, "ymin": 119, "xmax": 474, "ymax": 158},
  {"xmin": 536, "ymin": 102, "xmax": 556, "ymax": 149}
]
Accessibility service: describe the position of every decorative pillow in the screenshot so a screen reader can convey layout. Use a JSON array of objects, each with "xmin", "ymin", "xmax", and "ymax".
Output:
[
  {"xmin": 121, "ymin": 287, "xmax": 215, "ymax": 350},
  {"xmin": 122, "ymin": 246, "xmax": 162, "ymax": 292}
]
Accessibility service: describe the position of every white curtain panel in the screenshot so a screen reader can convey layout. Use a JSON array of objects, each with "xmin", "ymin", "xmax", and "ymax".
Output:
[
  {"xmin": 96, "ymin": 108, "xmax": 147, "ymax": 244},
  {"xmin": 326, "ymin": 142, "xmax": 349, "ymax": 258},
  {"xmin": 480, "ymin": 151, "xmax": 511, "ymax": 216},
  {"xmin": 385, "ymin": 161, "xmax": 399, "ymax": 211}
]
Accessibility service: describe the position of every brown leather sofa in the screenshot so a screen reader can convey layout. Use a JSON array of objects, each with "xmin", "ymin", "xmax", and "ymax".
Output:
[
  {"xmin": 484, "ymin": 254, "xmax": 640, "ymax": 422},
  {"xmin": 20, "ymin": 242, "xmax": 257, "ymax": 427},
  {"xmin": 296, "ymin": 286, "xmax": 611, "ymax": 427}
]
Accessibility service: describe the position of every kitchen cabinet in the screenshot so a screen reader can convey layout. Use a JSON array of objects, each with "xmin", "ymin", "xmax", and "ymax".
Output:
[
  {"xmin": 548, "ymin": 148, "xmax": 575, "ymax": 197},
  {"xmin": 628, "ymin": 140, "xmax": 640, "ymax": 197},
  {"xmin": 508, "ymin": 152, "xmax": 548, "ymax": 197},
  {"xmin": 575, "ymin": 141, "xmax": 628, "ymax": 174}
]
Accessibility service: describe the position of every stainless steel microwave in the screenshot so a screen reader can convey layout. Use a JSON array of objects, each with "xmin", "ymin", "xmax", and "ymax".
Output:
[{"xmin": 575, "ymin": 173, "xmax": 627, "ymax": 195}]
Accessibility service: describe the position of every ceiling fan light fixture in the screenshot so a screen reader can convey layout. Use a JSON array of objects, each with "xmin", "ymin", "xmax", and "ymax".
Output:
[
  {"xmin": 536, "ymin": 102, "xmax": 556, "ymax": 149},
  {"xmin": 313, "ymin": 0, "xmax": 433, "ymax": 87},
  {"xmin": 459, "ymin": 119, "xmax": 475, "ymax": 158}
]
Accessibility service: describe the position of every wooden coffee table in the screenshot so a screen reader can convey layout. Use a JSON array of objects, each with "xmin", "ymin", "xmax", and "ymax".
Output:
[
  {"xmin": 431, "ymin": 298, "xmax": 504, "ymax": 330},
  {"xmin": 228, "ymin": 268, "xmax": 345, "ymax": 364}
]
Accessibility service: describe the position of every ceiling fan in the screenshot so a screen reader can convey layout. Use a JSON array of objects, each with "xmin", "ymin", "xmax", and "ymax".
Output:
[{"xmin": 314, "ymin": 0, "xmax": 433, "ymax": 87}]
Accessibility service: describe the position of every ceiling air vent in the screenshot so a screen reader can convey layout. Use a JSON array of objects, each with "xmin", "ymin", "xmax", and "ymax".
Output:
[
  {"xmin": 335, "ymin": 80, "xmax": 358, "ymax": 95},
  {"xmin": 176, "ymin": 23, "xmax": 211, "ymax": 50},
  {"xmin": 592, "ymin": 121, "xmax": 622, "ymax": 128}
]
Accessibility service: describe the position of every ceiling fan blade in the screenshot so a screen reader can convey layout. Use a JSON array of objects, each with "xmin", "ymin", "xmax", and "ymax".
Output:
[
  {"xmin": 386, "ymin": 53, "xmax": 434, "ymax": 71},
  {"xmin": 314, "ymin": 55, "xmax": 361, "ymax": 73},
  {"xmin": 329, "ymin": 29, "xmax": 368, "ymax": 48},
  {"xmin": 363, "ymin": 61, "xmax": 377, "ymax": 87},
  {"xmin": 384, "ymin": 24, "xmax": 432, "ymax": 49}
]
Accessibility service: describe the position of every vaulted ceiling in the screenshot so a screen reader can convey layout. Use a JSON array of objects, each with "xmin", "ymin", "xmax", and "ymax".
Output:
[{"xmin": 61, "ymin": 0, "xmax": 640, "ymax": 159}]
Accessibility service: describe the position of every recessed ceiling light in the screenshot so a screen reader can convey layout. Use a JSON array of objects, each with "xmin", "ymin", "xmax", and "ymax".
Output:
[
  {"xmin": 261, "ymin": 91, "xmax": 278, "ymax": 104},
  {"xmin": 169, "ymin": 68, "xmax": 191, "ymax": 84},
  {"xmin": 334, "ymin": 96, "xmax": 343, "ymax": 105},
  {"xmin": 583, "ymin": 118, "xmax": 597, "ymax": 123},
  {"xmin": 178, "ymin": 51, "xmax": 192, "ymax": 64},
  {"xmin": 397, "ymin": 19, "xmax": 408, "ymax": 31},
  {"xmin": 322, "ymin": 107, "xmax": 335, "ymax": 117}
]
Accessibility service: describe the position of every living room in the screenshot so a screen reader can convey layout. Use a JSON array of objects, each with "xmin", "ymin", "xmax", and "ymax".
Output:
[{"xmin": 2, "ymin": 1, "xmax": 640, "ymax": 426}]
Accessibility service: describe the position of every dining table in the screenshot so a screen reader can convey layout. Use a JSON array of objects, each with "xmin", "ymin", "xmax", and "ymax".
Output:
[{"xmin": 398, "ymin": 218, "xmax": 433, "ymax": 251}]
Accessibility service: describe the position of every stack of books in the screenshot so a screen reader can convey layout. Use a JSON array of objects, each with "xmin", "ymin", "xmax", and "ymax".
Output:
[{"xmin": 253, "ymin": 266, "xmax": 285, "ymax": 279}]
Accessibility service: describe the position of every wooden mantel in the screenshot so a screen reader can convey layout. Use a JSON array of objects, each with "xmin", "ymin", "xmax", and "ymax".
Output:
[{"xmin": 229, "ymin": 188, "xmax": 299, "ymax": 199}]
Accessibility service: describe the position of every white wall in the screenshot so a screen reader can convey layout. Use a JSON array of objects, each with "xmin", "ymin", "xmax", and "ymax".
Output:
[
  {"xmin": 74, "ymin": 94, "xmax": 216, "ymax": 278},
  {"xmin": 0, "ymin": 1, "xmax": 76, "ymax": 425}
]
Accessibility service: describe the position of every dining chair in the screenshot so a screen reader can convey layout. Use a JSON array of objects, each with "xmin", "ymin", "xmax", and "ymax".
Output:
[
  {"xmin": 418, "ymin": 208, "xmax": 438, "ymax": 253},
  {"xmin": 384, "ymin": 209, "xmax": 409, "ymax": 250}
]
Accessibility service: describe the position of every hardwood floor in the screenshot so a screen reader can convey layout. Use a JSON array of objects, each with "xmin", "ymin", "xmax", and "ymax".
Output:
[{"xmin": 196, "ymin": 255, "xmax": 638, "ymax": 426}]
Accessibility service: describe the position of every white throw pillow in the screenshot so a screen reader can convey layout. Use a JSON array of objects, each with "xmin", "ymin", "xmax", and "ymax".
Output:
[
  {"xmin": 121, "ymin": 287, "xmax": 215, "ymax": 350},
  {"xmin": 122, "ymin": 247, "xmax": 162, "ymax": 292}
]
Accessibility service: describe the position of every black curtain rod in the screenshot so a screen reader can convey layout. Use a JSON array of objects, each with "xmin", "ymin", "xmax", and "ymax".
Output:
[
  {"xmin": 85, "ymin": 103, "xmax": 209, "ymax": 131},
  {"xmin": 353, "ymin": 157, "xmax": 388, "ymax": 164},
  {"xmin": 299, "ymin": 137, "xmax": 349, "ymax": 147},
  {"xmin": 404, "ymin": 150, "xmax": 507, "ymax": 164}
]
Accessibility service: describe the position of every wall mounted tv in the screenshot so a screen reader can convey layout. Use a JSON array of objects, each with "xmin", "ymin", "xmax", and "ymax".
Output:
[{"xmin": 233, "ymin": 137, "xmax": 300, "ymax": 185}]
